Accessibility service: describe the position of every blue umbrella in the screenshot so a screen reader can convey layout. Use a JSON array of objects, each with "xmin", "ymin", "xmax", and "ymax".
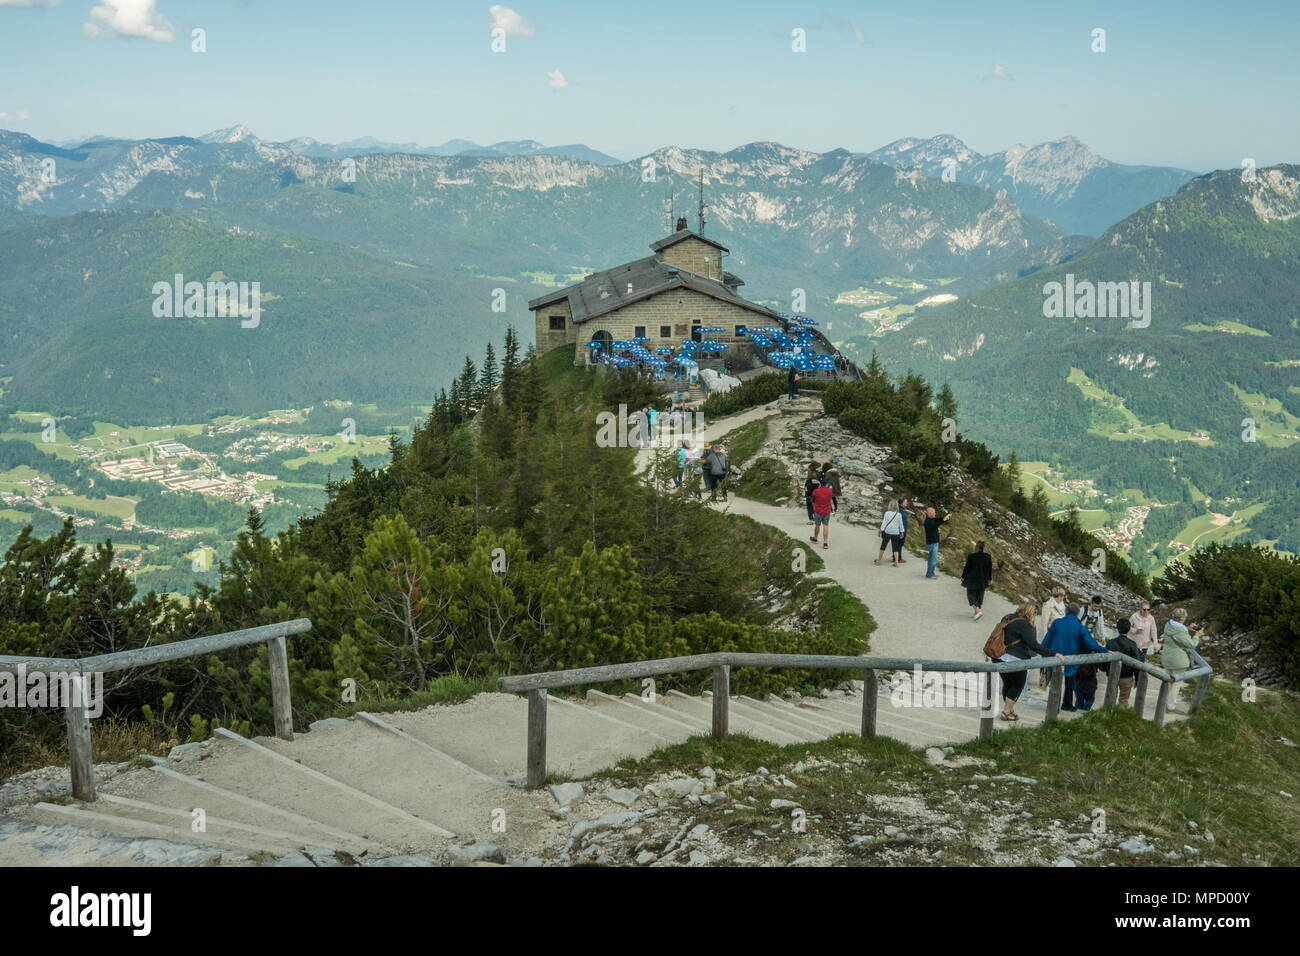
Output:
[
  {"xmin": 699, "ymin": 326, "xmax": 725, "ymax": 334},
  {"xmin": 750, "ymin": 334, "xmax": 773, "ymax": 348},
  {"xmin": 655, "ymin": 347, "xmax": 674, "ymax": 355},
  {"xmin": 586, "ymin": 341, "xmax": 604, "ymax": 349},
  {"xmin": 674, "ymin": 355, "xmax": 698, "ymax": 367}
]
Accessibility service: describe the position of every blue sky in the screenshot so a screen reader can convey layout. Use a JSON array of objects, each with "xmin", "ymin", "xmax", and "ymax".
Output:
[{"xmin": 1, "ymin": 0, "xmax": 1297, "ymax": 170}]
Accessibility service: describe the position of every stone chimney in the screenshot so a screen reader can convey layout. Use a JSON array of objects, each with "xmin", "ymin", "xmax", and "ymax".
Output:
[{"xmin": 675, "ymin": 216, "xmax": 688, "ymax": 232}]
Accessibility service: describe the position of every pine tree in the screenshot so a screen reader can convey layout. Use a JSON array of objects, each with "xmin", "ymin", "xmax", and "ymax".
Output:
[
  {"xmin": 457, "ymin": 355, "xmax": 478, "ymax": 416},
  {"xmin": 937, "ymin": 383, "xmax": 958, "ymax": 423},
  {"xmin": 518, "ymin": 345, "xmax": 545, "ymax": 423},
  {"xmin": 500, "ymin": 326, "xmax": 520, "ymax": 409},
  {"xmin": 477, "ymin": 342, "xmax": 500, "ymax": 405},
  {"xmin": 867, "ymin": 349, "xmax": 883, "ymax": 377}
]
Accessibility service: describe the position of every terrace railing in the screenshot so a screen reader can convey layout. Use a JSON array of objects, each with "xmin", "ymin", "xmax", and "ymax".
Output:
[
  {"xmin": 498, "ymin": 647, "xmax": 1213, "ymax": 789},
  {"xmin": 0, "ymin": 619, "xmax": 311, "ymax": 801}
]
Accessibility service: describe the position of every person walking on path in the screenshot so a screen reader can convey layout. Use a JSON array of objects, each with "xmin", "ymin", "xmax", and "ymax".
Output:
[
  {"xmin": 787, "ymin": 364, "xmax": 798, "ymax": 400},
  {"xmin": 1128, "ymin": 601, "xmax": 1159, "ymax": 662},
  {"xmin": 922, "ymin": 506, "xmax": 949, "ymax": 578},
  {"xmin": 1037, "ymin": 587, "xmax": 1068, "ymax": 687},
  {"xmin": 1160, "ymin": 608, "xmax": 1204, "ymax": 714},
  {"xmin": 804, "ymin": 466, "xmax": 821, "ymax": 525},
  {"xmin": 959, "ymin": 541, "xmax": 993, "ymax": 620},
  {"xmin": 1107, "ymin": 618, "xmax": 1141, "ymax": 707},
  {"xmin": 674, "ymin": 441, "xmax": 690, "ymax": 488},
  {"xmin": 710, "ymin": 443, "xmax": 730, "ymax": 501},
  {"xmin": 875, "ymin": 501, "xmax": 906, "ymax": 567},
  {"xmin": 810, "ymin": 479, "xmax": 834, "ymax": 549},
  {"xmin": 1079, "ymin": 595, "xmax": 1108, "ymax": 641},
  {"xmin": 1042, "ymin": 605, "xmax": 1109, "ymax": 711},
  {"xmin": 998, "ymin": 601, "xmax": 1065, "ymax": 721},
  {"xmin": 896, "ymin": 497, "xmax": 911, "ymax": 562}
]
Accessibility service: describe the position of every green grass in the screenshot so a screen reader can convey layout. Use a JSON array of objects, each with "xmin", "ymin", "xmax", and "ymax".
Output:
[
  {"xmin": 1067, "ymin": 368, "xmax": 1211, "ymax": 444},
  {"xmin": 43, "ymin": 494, "xmax": 136, "ymax": 520},
  {"xmin": 592, "ymin": 681, "xmax": 1300, "ymax": 865},
  {"xmin": 327, "ymin": 673, "xmax": 498, "ymax": 719},
  {"xmin": 733, "ymin": 456, "xmax": 791, "ymax": 505},
  {"xmin": 813, "ymin": 584, "xmax": 877, "ymax": 655},
  {"xmin": 719, "ymin": 417, "xmax": 768, "ymax": 467},
  {"xmin": 1230, "ymin": 384, "xmax": 1300, "ymax": 447},
  {"xmin": 1183, "ymin": 319, "xmax": 1270, "ymax": 337},
  {"xmin": 0, "ymin": 465, "xmax": 42, "ymax": 492}
]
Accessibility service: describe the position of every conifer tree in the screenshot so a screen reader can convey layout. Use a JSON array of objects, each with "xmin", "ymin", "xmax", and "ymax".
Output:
[
  {"xmin": 937, "ymin": 382, "xmax": 958, "ymax": 422},
  {"xmin": 478, "ymin": 342, "xmax": 500, "ymax": 404},
  {"xmin": 457, "ymin": 355, "xmax": 479, "ymax": 416},
  {"xmin": 500, "ymin": 327, "xmax": 521, "ymax": 408},
  {"xmin": 867, "ymin": 349, "xmax": 883, "ymax": 377}
]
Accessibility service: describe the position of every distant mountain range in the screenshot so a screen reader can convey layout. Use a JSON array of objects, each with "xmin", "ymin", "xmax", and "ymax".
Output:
[
  {"xmin": 0, "ymin": 131, "xmax": 1091, "ymax": 421},
  {"xmin": 885, "ymin": 163, "xmax": 1300, "ymax": 555},
  {"xmin": 864, "ymin": 135, "xmax": 1198, "ymax": 236}
]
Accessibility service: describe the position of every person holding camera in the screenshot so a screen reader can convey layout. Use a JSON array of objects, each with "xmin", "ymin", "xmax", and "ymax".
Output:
[{"xmin": 1161, "ymin": 607, "xmax": 1204, "ymax": 714}]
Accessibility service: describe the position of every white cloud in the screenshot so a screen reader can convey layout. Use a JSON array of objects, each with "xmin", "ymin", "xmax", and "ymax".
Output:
[
  {"xmin": 83, "ymin": 0, "xmax": 175, "ymax": 42},
  {"xmin": 0, "ymin": 111, "xmax": 32, "ymax": 120},
  {"xmin": 489, "ymin": 4, "xmax": 534, "ymax": 37},
  {"xmin": 982, "ymin": 62, "xmax": 1014, "ymax": 82},
  {"xmin": 0, "ymin": 1, "xmax": 61, "ymax": 7},
  {"xmin": 546, "ymin": 69, "xmax": 568, "ymax": 89}
]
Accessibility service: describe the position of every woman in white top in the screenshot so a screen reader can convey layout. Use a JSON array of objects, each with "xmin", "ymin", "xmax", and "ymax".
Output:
[
  {"xmin": 1036, "ymin": 587, "xmax": 1068, "ymax": 687},
  {"xmin": 874, "ymin": 501, "xmax": 906, "ymax": 568}
]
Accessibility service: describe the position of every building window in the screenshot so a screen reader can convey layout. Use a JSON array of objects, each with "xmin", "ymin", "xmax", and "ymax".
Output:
[
  {"xmin": 549, "ymin": 315, "xmax": 566, "ymax": 330},
  {"xmin": 659, "ymin": 325, "xmax": 672, "ymax": 338},
  {"xmin": 634, "ymin": 326, "xmax": 646, "ymax": 339},
  {"xmin": 734, "ymin": 325, "xmax": 747, "ymax": 337}
]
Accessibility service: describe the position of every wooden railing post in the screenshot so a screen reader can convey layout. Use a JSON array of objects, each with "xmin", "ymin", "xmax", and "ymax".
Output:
[
  {"xmin": 1189, "ymin": 674, "xmax": 1210, "ymax": 714},
  {"xmin": 861, "ymin": 669, "xmax": 877, "ymax": 739},
  {"xmin": 1153, "ymin": 679, "xmax": 1170, "ymax": 726},
  {"xmin": 65, "ymin": 671, "xmax": 95, "ymax": 802},
  {"xmin": 526, "ymin": 688, "xmax": 547, "ymax": 789},
  {"xmin": 1044, "ymin": 666, "xmax": 1064, "ymax": 721},
  {"xmin": 1103, "ymin": 660, "xmax": 1122, "ymax": 708},
  {"xmin": 712, "ymin": 665, "xmax": 729, "ymax": 739},
  {"xmin": 978, "ymin": 670, "xmax": 995, "ymax": 739},
  {"xmin": 267, "ymin": 635, "xmax": 294, "ymax": 741},
  {"xmin": 1133, "ymin": 672, "xmax": 1149, "ymax": 717}
]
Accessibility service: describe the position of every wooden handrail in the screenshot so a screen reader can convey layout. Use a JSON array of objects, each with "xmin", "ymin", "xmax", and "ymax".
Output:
[
  {"xmin": 499, "ymin": 647, "xmax": 1213, "ymax": 789},
  {"xmin": 2, "ymin": 619, "xmax": 311, "ymax": 801}
]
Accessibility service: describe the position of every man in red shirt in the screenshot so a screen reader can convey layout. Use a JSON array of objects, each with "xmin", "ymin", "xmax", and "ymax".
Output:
[{"xmin": 810, "ymin": 479, "xmax": 835, "ymax": 550}]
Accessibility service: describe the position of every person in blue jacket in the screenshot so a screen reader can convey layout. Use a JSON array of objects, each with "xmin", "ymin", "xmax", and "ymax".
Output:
[{"xmin": 1042, "ymin": 604, "xmax": 1109, "ymax": 712}]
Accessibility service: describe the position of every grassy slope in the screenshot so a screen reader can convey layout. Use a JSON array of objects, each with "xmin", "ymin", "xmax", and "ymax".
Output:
[{"xmin": 596, "ymin": 681, "xmax": 1300, "ymax": 865}]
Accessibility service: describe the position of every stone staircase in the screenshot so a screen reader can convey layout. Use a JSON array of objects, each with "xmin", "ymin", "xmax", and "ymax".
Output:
[{"xmin": 1, "ymin": 675, "xmax": 1181, "ymax": 865}]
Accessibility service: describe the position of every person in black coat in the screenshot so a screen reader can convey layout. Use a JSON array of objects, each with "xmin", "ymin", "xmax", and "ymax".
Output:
[
  {"xmin": 1107, "ymin": 618, "xmax": 1141, "ymax": 706},
  {"xmin": 998, "ymin": 601, "xmax": 1065, "ymax": 721},
  {"xmin": 960, "ymin": 541, "xmax": 993, "ymax": 621}
]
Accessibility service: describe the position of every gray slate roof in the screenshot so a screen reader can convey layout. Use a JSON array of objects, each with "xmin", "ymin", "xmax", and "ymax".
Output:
[
  {"xmin": 528, "ymin": 254, "xmax": 779, "ymax": 325},
  {"xmin": 648, "ymin": 227, "xmax": 729, "ymax": 254}
]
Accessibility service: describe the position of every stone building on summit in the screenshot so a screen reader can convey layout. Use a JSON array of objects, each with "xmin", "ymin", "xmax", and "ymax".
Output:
[{"xmin": 529, "ymin": 217, "xmax": 784, "ymax": 366}]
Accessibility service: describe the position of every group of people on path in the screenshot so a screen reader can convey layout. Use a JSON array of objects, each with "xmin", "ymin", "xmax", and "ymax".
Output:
[
  {"xmin": 675, "ymin": 440, "xmax": 731, "ymax": 500},
  {"xmin": 804, "ymin": 462, "xmax": 842, "ymax": 549},
  {"xmin": 993, "ymin": 593, "xmax": 1206, "ymax": 722}
]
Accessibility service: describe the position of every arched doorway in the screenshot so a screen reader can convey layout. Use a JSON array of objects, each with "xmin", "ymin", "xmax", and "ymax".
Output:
[{"xmin": 589, "ymin": 329, "xmax": 613, "ymax": 365}]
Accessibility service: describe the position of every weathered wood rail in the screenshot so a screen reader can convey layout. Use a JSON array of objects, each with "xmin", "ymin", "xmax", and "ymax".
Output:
[
  {"xmin": 498, "ymin": 647, "xmax": 1213, "ymax": 789},
  {"xmin": 0, "ymin": 619, "xmax": 311, "ymax": 801}
]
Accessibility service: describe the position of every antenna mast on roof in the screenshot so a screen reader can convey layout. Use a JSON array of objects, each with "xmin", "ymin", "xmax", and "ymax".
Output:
[
  {"xmin": 697, "ymin": 168, "xmax": 706, "ymax": 234},
  {"xmin": 667, "ymin": 188, "xmax": 675, "ymax": 233}
]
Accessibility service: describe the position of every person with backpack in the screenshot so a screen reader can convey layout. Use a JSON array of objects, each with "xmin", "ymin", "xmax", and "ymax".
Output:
[
  {"xmin": 1042, "ymin": 604, "xmax": 1109, "ymax": 711},
  {"xmin": 874, "ymin": 501, "xmax": 906, "ymax": 567},
  {"xmin": 674, "ymin": 440, "xmax": 691, "ymax": 488},
  {"xmin": 810, "ymin": 477, "xmax": 834, "ymax": 549},
  {"xmin": 708, "ymin": 443, "xmax": 729, "ymax": 500},
  {"xmin": 804, "ymin": 465, "xmax": 821, "ymax": 525},
  {"xmin": 1107, "ymin": 618, "xmax": 1141, "ymax": 706},
  {"xmin": 1078, "ymin": 595, "xmax": 1108, "ymax": 641},
  {"xmin": 987, "ymin": 601, "xmax": 1065, "ymax": 721},
  {"xmin": 959, "ymin": 541, "xmax": 993, "ymax": 620},
  {"xmin": 896, "ymin": 497, "xmax": 911, "ymax": 562}
]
